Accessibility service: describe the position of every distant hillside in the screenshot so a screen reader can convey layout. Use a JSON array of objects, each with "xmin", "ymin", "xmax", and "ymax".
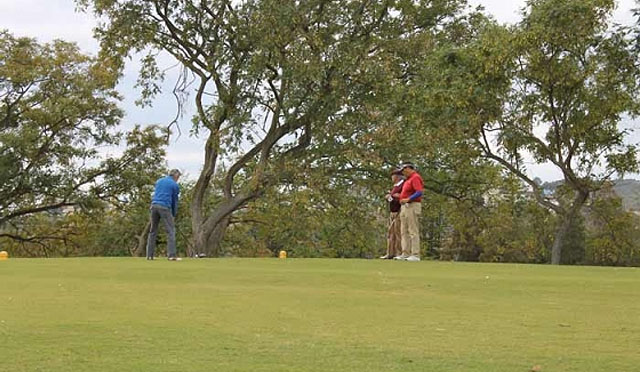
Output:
[
  {"xmin": 541, "ymin": 179, "xmax": 640, "ymax": 211},
  {"xmin": 611, "ymin": 180, "xmax": 640, "ymax": 211}
]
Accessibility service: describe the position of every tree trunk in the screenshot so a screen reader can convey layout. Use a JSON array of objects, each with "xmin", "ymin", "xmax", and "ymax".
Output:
[
  {"xmin": 192, "ymin": 190, "xmax": 260, "ymax": 254},
  {"xmin": 205, "ymin": 216, "xmax": 231, "ymax": 257},
  {"xmin": 134, "ymin": 220, "xmax": 151, "ymax": 257},
  {"xmin": 550, "ymin": 215, "xmax": 571, "ymax": 265},
  {"xmin": 192, "ymin": 215, "xmax": 231, "ymax": 257},
  {"xmin": 192, "ymin": 223, "xmax": 207, "ymax": 257},
  {"xmin": 551, "ymin": 191, "xmax": 589, "ymax": 265}
]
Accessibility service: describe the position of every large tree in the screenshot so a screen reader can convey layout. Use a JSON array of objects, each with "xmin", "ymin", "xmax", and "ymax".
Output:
[
  {"xmin": 79, "ymin": 0, "xmax": 468, "ymax": 256},
  {"xmin": 0, "ymin": 31, "xmax": 166, "ymax": 246},
  {"xmin": 473, "ymin": 0, "xmax": 640, "ymax": 264}
]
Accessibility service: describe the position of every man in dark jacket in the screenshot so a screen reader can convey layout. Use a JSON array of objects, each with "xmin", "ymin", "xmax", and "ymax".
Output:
[
  {"xmin": 146, "ymin": 169, "xmax": 182, "ymax": 261},
  {"xmin": 381, "ymin": 168, "xmax": 404, "ymax": 259}
]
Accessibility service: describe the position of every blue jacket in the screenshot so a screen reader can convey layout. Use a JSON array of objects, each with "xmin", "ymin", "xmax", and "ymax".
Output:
[{"xmin": 151, "ymin": 176, "xmax": 180, "ymax": 217}]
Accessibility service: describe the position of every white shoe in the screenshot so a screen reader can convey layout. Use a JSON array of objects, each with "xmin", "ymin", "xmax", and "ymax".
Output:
[
  {"xmin": 394, "ymin": 254, "xmax": 409, "ymax": 260},
  {"xmin": 406, "ymin": 255, "xmax": 421, "ymax": 262},
  {"xmin": 380, "ymin": 254, "xmax": 392, "ymax": 259},
  {"xmin": 168, "ymin": 257, "xmax": 182, "ymax": 261}
]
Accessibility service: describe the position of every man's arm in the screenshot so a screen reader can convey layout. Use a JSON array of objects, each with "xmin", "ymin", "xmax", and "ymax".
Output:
[
  {"xmin": 408, "ymin": 190, "xmax": 423, "ymax": 201},
  {"xmin": 400, "ymin": 177, "xmax": 423, "ymax": 204},
  {"xmin": 409, "ymin": 176, "xmax": 423, "ymax": 201},
  {"xmin": 171, "ymin": 184, "xmax": 179, "ymax": 217}
]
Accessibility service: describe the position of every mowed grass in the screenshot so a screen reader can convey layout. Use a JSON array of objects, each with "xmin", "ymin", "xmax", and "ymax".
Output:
[{"xmin": 1, "ymin": 258, "xmax": 639, "ymax": 372}]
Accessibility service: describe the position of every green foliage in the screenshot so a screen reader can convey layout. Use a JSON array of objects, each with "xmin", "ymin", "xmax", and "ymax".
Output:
[
  {"xmin": 584, "ymin": 184, "xmax": 640, "ymax": 266},
  {"xmin": 438, "ymin": 175, "xmax": 554, "ymax": 263},
  {"xmin": 635, "ymin": 2, "xmax": 640, "ymax": 49},
  {"xmin": 77, "ymin": 0, "xmax": 479, "ymax": 255},
  {"xmin": 0, "ymin": 31, "xmax": 120, "ymax": 223},
  {"xmin": 0, "ymin": 31, "xmax": 167, "ymax": 254},
  {"xmin": 433, "ymin": 0, "xmax": 640, "ymax": 263},
  {"xmin": 221, "ymin": 173, "xmax": 387, "ymax": 259},
  {"xmin": 1, "ymin": 213, "xmax": 83, "ymax": 257},
  {"xmin": 510, "ymin": 0, "xmax": 640, "ymax": 177},
  {"xmin": 4, "ymin": 1, "xmax": 640, "ymax": 265}
]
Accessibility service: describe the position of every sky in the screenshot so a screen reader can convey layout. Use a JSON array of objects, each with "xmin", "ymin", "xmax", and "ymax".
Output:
[{"xmin": 1, "ymin": 0, "xmax": 638, "ymax": 181}]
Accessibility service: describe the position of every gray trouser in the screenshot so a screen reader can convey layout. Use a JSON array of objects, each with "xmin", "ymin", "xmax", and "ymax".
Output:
[{"xmin": 146, "ymin": 204, "xmax": 177, "ymax": 258}]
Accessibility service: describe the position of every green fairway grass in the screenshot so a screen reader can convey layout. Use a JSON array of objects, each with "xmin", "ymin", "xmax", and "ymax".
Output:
[{"xmin": 1, "ymin": 258, "xmax": 638, "ymax": 371}]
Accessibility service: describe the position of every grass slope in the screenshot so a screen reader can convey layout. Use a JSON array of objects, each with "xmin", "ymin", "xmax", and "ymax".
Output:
[{"xmin": 1, "ymin": 258, "xmax": 639, "ymax": 372}]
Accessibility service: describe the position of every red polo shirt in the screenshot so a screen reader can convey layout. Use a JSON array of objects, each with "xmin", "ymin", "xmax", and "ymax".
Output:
[{"xmin": 400, "ymin": 172, "xmax": 423, "ymax": 202}]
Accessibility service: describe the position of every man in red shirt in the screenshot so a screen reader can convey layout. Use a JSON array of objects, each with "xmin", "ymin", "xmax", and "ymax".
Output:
[
  {"xmin": 394, "ymin": 162, "xmax": 424, "ymax": 262},
  {"xmin": 381, "ymin": 168, "xmax": 404, "ymax": 259}
]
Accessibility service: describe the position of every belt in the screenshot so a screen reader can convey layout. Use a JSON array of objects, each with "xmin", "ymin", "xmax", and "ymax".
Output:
[{"xmin": 151, "ymin": 204, "xmax": 171, "ymax": 210}]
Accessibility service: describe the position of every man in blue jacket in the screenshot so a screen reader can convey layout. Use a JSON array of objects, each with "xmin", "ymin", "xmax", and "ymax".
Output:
[{"xmin": 147, "ymin": 169, "xmax": 182, "ymax": 261}]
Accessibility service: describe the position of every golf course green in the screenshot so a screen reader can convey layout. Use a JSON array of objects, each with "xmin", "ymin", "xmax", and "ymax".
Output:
[{"xmin": 1, "ymin": 258, "xmax": 638, "ymax": 371}]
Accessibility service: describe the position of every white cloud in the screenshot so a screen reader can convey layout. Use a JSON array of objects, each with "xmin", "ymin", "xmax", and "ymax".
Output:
[
  {"xmin": 166, "ymin": 150, "xmax": 204, "ymax": 164},
  {"xmin": 0, "ymin": 0, "xmax": 98, "ymax": 52}
]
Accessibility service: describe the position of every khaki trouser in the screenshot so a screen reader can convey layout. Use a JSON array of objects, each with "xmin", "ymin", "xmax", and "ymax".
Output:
[
  {"xmin": 400, "ymin": 202, "xmax": 422, "ymax": 257},
  {"xmin": 387, "ymin": 212, "xmax": 402, "ymax": 257}
]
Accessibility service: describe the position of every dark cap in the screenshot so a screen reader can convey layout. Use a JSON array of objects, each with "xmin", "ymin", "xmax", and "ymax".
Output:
[{"xmin": 391, "ymin": 168, "xmax": 403, "ymax": 176}]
